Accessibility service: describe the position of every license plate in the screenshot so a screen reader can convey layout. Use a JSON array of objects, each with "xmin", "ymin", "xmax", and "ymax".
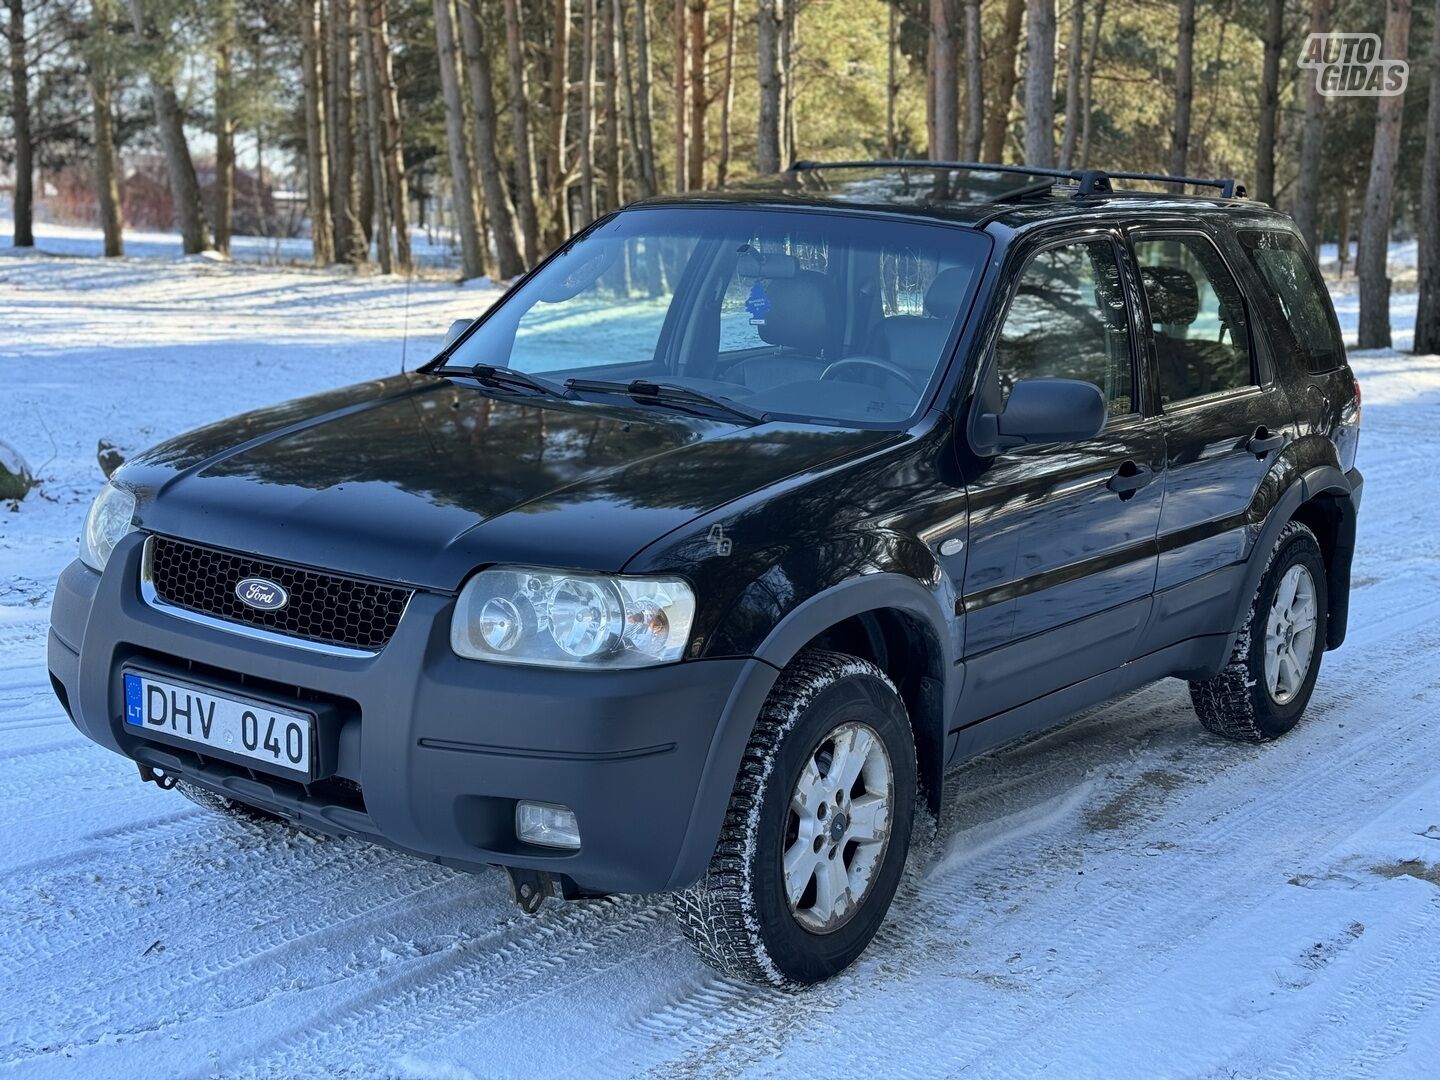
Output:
[{"xmin": 123, "ymin": 672, "xmax": 314, "ymax": 778}]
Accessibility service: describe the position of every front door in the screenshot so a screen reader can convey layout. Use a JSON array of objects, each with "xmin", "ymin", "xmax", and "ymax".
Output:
[{"xmin": 958, "ymin": 231, "xmax": 1165, "ymax": 729}]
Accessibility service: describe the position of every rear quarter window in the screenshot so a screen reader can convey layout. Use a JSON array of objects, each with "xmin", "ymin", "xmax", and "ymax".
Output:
[{"xmin": 1237, "ymin": 230, "xmax": 1344, "ymax": 374}]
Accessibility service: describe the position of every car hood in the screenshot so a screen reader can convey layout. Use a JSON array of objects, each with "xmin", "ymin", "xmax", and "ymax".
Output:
[{"xmin": 122, "ymin": 372, "xmax": 895, "ymax": 589}]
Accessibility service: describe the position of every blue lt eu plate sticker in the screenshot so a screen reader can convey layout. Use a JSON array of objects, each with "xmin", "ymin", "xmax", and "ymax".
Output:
[{"xmin": 124, "ymin": 673, "xmax": 143, "ymax": 726}]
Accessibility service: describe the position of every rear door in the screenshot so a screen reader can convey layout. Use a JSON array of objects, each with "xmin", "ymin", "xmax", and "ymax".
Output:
[
  {"xmin": 957, "ymin": 229, "xmax": 1165, "ymax": 727},
  {"xmin": 1128, "ymin": 228, "xmax": 1297, "ymax": 647}
]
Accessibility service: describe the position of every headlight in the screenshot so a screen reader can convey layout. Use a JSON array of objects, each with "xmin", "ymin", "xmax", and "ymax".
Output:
[
  {"xmin": 451, "ymin": 566, "xmax": 696, "ymax": 669},
  {"xmin": 79, "ymin": 482, "xmax": 137, "ymax": 572}
]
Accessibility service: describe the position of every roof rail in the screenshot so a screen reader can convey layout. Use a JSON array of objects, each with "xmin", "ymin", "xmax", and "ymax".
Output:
[{"xmin": 785, "ymin": 159, "xmax": 1246, "ymax": 200}]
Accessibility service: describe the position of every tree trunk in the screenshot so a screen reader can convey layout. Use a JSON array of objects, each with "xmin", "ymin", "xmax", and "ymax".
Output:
[
  {"xmin": 357, "ymin": 102, "xmax": 376, "ymax": 249},
  {"xmin": 1022, "ymin": 0, "xmax": 1056, "ymax": 167},
  {"xmin": 301, "ymin": 0, "xmax": 335, "ymax": 263},
  {"xmin": 457, "ymin": 0, "xmax": 526, "ymax": 276},
  {"xmin": 579, "ymin": 0, "xmax": 597, "ymax": 215},
  {"xmin": 7, "ymin": 0, "xmax": 33, "ymax": 247},
  {"xmin": 1357, "ymin": 0, "xmax": 1412, "ymax": 349},
  {"xmin": 930, "ymin": 0, "xmax": 958, "ymax": 160},
  {"xmin": 89, "ymin": 0, "xmax": 124, "ymax": 257},
  {"xmin": 128, "ymin": 0, "xmax": 210, "ymax": 252},
  {"xmin": 616, "ymin": 0, "xmax": 643, "ymax": 193},
  {"xmin": 214, "ymin": 0, "xmax": 236, "ymax": 255},
  {"xmin": 1294, "ymin": 0, "xmax": 1331, "ymax": 250},
  {"xmin": 1058, "ymin": 0, "xmax": 1083, "ymax": 168},
  {"xmin": 330, "ymin": 0, "xmax": 365, "ymax": 263},
  {"xmin": 672, "ymin": 0, "xmax": 687, "ymax": 189},
  {"xmin": 886, "ymin": 2, "xmax": 899, "ymax": 157},
  {"xmin": 1336, "ymin": 188, "xmax": 1351, "ymax": 278},
  {"xmin": 1255, "ymin": 0, "xmax": 1284, "ymax": 206},
  {"xmin": 433, "ymin": 0, "xmax": 485, "ymax": 278},
  {"xmin": 359, "ymin": 0, "xmax": 393, "ymax": 272},
  {"xmin": 1413, "ymin": 0, "xmax": 1440, "ymax": 354},
  {"xmin": 548, "ymin": 0, "xmax": 571, "ymax": 242},
  {"xmin": 601, "ymin": 0, "xmax": 624, "ymax": 208},
  {"xmin": 963, "ymin": 0, "xmax": 983, "ymax": 159},
  {"xmin": 757, "ymin": 0, "xmax": 784, "ymax": 172},
  {"xmin": 780, "ymin": 0, "xmax": 796, "ymax": 164},
  {"xmin": 982, "ymin": 0, "xmax": 1025, "ymax": 161},
  {"xmin": 687, "ymin": 0, "xmax": 706, "ymax": 189},
  {"xmin": 501, "ymin": 0, "xmax": 542, "ymax": 263},
  {"xmin": 715, "ymin": 0, "xmax": 737, "ymax": 183},
  {"xmin": 367, "ymin": 0, "xmax": 411, "ymax": 268},
  {"xmin": 1168, "ymin": 0, "xmax": 1195, "ymax": 186},
  {"xmin": 633, "ymin": 0, "xmax": 658, "ymax": 194},
  {"xmin": 1078, "ymin": 0, "xmax": 1105, "ymax": 168}
]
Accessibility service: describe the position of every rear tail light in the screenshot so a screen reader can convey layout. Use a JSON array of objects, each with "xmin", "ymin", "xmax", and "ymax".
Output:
[{"xmin": 1339, "ymin": 375, "xmax": 1361, "ymax": 471}]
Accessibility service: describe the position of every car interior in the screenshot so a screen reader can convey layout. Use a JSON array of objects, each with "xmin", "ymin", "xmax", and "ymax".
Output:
[{"xmin": 448, "ymin": 209, "xmax": 988, "ymax": 426}]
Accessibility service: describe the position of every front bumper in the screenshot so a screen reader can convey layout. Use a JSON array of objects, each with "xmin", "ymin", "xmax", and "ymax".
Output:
[{"xmin": 48, "ymin": 533, "xmax": 776, "ymax": 894}]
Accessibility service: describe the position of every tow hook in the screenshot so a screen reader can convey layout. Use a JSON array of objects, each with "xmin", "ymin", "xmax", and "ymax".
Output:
[
  {"xmin": 504, "ymin": 868, "xmax": 554, "ymax": 915},
  {"xmin": 137, "ymin": 763, "xmax": 178, "ymax": 790}
]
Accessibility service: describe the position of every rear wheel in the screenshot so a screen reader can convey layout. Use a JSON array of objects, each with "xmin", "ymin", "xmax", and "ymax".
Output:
[
  {"xmin": 674, "ymin": 650, "xmax": 917, "ymax": 988},
  {"xmin": 1189, "ymin": 520, "xmax": 1328, "ymax": 741}
]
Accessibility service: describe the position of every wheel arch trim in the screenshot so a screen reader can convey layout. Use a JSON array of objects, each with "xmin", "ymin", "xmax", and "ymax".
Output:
[{"xmin": 665, "ymin": 574, "xmax": 954, "ymax": 890}]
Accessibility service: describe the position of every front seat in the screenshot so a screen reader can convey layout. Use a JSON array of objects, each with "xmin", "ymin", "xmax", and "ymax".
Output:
[
  {"xmin": 873, "ymin": 266, "xmax": 973, "ymax": 383},
  {"xmin": 742, "ymin": 270, "xmax": 842, "ymax": 390}
]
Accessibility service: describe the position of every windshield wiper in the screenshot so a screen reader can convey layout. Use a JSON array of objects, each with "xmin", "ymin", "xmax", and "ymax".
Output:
[
  {"xmin": 564, "ymin": 378, "xmax": 764, "ymax": 425},
  {"xmin": 460, "ymin": 363, "xmax": 567, "ymax": 398}
]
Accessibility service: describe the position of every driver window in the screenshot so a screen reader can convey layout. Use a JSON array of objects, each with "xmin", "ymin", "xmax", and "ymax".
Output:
[
  {"xmin": 509, "ymin": 234, "xmax": 699, "ymax": 372},
  {"xmin": 994, "ymin": 239, "xmax": 1135, "ymax": 417}
]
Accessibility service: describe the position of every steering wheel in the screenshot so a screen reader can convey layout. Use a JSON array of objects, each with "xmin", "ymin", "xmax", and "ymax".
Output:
[{"xmin": 820, "ymin": 355, "xmax": 924, "ymax": 396}]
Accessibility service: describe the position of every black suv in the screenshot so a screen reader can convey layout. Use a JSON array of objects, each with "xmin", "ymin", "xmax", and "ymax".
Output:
[{"xmin": 49, "ymin": 162, "xmax": 1363, "ymax": 987}]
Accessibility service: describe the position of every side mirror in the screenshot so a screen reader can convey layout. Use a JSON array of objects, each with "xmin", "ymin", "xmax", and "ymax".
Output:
[
  {"xmin": 992, "ymin": 378, "xmax": 1107, "ymax": 448},
  {"xmin": 443, "ymin": 318, "xmax": 474, "ymax": 348}
]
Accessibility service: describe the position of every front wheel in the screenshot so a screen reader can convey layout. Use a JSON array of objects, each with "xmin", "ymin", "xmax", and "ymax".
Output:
[{"xmin": 674, "ymin": 650, "xmax": 917, "ymax": 988}]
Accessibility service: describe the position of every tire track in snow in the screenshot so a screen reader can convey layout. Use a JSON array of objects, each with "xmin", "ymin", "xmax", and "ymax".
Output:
[{"xmin": 242, "ymin": 896, "xmax": 670, "ymax": 1078}]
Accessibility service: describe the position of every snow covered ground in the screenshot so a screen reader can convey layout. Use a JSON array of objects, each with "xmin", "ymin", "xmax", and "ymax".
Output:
[
  {"xmin": 0, "ymin": 201, "xmax": 466, "ymax": 270},
  {"xmin": 2, "ymin": 241, "xmax": 1440, "ymax": 1079}
]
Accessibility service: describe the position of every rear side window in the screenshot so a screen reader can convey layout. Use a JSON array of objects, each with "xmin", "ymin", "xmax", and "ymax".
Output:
[
  {"xmin": 993, "ymin": 239, "xmax": 1135, "ymax": 417},
  {"xmin": 1132, "ymin": 235, "xmax": 1254, "ymax": 406},
  {"xmin": 1238, "ymin": 230, "xmax": 1343, "ymax": 373}
]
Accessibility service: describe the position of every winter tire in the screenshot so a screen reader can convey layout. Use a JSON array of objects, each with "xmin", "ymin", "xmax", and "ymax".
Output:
[
  {"xmin": 1189, "ymin": 520, "xmax": 1328, "ymax": 741},
  {"xmin": 674, "ymin": 649, "xmax": 917, "ymax": 988}
]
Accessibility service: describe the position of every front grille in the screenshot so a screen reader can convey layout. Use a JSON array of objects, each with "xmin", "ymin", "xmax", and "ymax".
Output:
[{"xmin": 145, "ymin": 535, "xmax": 412, "ymax": 652}]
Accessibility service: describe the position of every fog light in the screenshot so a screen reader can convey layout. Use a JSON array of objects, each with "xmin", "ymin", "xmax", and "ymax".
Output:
[{"xmin": 516, "ymin": 801, "xmax": 580, "ymax": 849}]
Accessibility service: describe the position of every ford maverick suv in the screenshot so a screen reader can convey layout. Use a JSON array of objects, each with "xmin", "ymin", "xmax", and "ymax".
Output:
[{"xmin": 49, "ymin": 162, "xmax": 1363, "ymax": 987}]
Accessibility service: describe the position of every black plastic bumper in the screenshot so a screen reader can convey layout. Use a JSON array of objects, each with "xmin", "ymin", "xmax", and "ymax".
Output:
[{"xmin": 48, "ymin": 533, "xmax": 778, "ymax": 894}]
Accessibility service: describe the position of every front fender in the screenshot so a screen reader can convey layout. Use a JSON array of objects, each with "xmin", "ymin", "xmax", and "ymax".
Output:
[{"xmin": 664, "ymin": 566, "xmax": 956, "ymax": 889}]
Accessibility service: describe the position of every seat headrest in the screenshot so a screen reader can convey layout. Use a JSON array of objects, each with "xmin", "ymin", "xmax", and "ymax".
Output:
[
  {"xmin": 924, "ymin": 266, "xmax": 974, "ymax": 318},
  {"xmin": 756, "ymin": 271, "xmax": 839, "ymax": 356},
  {"xmin": 1141, "ymin": 265, "xmax": 1200, "ymax": 326}
]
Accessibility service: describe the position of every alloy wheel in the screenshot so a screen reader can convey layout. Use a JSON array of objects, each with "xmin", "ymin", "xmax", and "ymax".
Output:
[
  {"xmin": 782, "ymin": 721, "xmax": 894, "ymax": 934},
  {"xmin": 1264, "ymin": 563, "xmax": 1318, "ymax": 705}
]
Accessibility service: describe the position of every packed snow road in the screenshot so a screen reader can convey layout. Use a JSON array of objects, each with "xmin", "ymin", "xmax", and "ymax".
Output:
[{"xmin": 2, "ymin": 252, "xmax": 1439, "ymax": 1079}]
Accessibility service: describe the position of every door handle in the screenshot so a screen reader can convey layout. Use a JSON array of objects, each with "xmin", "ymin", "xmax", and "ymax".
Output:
[
  {"xmin": 1106, "ymin": 461, "xmax": 1155, "ymax": 500},
  {"xmin": 1247, "ymin": 427, "xmax": 1286, "ymax": 457}
]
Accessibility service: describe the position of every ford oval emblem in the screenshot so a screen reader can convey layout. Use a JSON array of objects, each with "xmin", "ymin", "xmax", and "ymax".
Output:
[{"xmin": 236, "ymin": 577, "xmax": 289, "ymax": 612}]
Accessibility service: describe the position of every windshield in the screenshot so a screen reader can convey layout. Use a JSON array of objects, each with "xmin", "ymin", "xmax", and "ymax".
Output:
[{"xmin": 444, "ymin": 206, "xmax": 988, "ymax": 426}]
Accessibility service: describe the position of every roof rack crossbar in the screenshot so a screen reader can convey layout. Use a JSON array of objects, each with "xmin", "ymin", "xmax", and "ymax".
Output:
[
  {"xmin": 1105, "ymin": 170, "xmax": 1246, "ymax": 199},
  {"xmin": 786, "ymin": 159, "xmax": 1245, "ymax": 200}
]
